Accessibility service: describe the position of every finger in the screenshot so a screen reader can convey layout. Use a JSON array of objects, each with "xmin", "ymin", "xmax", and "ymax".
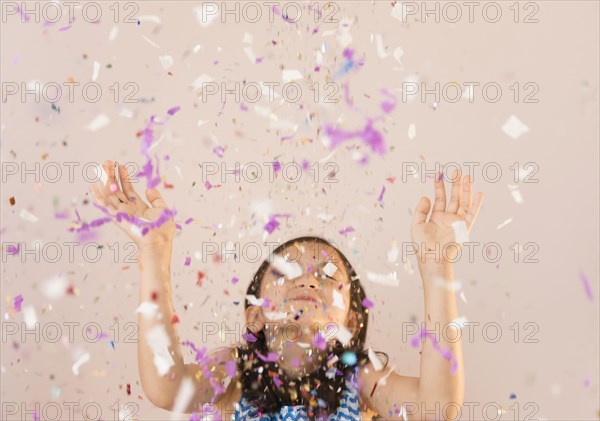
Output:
[
  {"xmin": 90, "ymin": 184, "xmax": 117, "ymax": 212},
  {"xmin": 432, "ymin": 171, "xmax": 446, "ymax": 213},
  {"xmin": 465, "ymin": 192, "xmax": 484, "ymax": 230},
  {"xmin": 412, "ymin": 196, "xmax": 431, "ymax": 225},
  {"xmin": 145, "ymin": 187, "xmax": 168, "ymax": 209},
  {"xmin": 461, "ymin": 175, "xmax": 473, "ymax": 211},
  {"xmin": 119, "ymin": 164, "xmax": 142, "ymax": 203},
  {"xmin": 446, "ymin": 168, "xmax": 462, "ymax": 214},
  {"xmin": 103, "ymin": 161, "xmax": 128, "ymax": 203}
]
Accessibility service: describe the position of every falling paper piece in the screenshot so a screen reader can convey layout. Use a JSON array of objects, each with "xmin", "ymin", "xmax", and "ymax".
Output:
[
  {"xmin": 388, "ymin": 243, "xmax": 399, "ymax": 263},
  {"xmin": 141, "ymin": 35, "xmax": 160, "ymax": 48},
  {"xmin": 450, "ymin": 316, "xmax": 468, "ymax": 329},
  {"xmin": 393, "ymin": 46, "xmax": 404, "ymax": 64},
  {"xmin": 246, "ymin": 295, "xmax": 264, "ymax": 306},
  {"xmin": 282, "ymin": 69, "xmax": 303, "ymax": 82},
  {"xmin": 408, "ymin": 123, "xmax": 416, "ymax": 140},
  {"xmin": 580, "ymin": 271, "xmax": 593, "ymax": 301},
  {"xmin": 41, "ymin": 274, "xmax": 68, "ymax": 300},
  {"xmin": 19, "ymin": 209, "xmax": 38, "ymax": 223},
  {"xmin": 120, "ymin": 108, "xmax": 133, "ymax": 118},
  {"xmin": 146, "ymin": 325, "xmax": 175, "ymax": 376},
  {"xmin": 72, "ymin": 352, "xmax": 91, "ymax": 375},
  {"xmin": 374, "ymin": 34, "xmax": 389, "ymax": 58},
  {"xmin": 391, "ymin": 2, "xmax": 410, "ymax": 22},
  {"xmin": 92, "ymin": 61, "xmax": 100, "ymax": 81},
  {"xmin": 335, "ymin": 325, "xmax": 352, "ymax": 346},
  {"xmin": 331, "ymin": 289, "xmax": 345, "ymax": 310},
  {"xmin": 366, "ymin": 271, "xmax": 399, "ymax": 286},
  {"xmin": 108, "ymin": 26, "xmax": 118, "ymax": 41},
  {"xmin": 23, "ymin": 305, "xmax": 37, "ymax": 329},
  {"xmin": 191, "ymin": 74, "xmax": 213, "ymax": 91},
  {"xmin": 159, "ymin": 55, "xmax": 174, "ymax": 70},
  {"xmin": 497, "ymin": 218, "xmax": 513, "ymax": 230},
  {"xmin": 508, "ymin": 185, "xmax": 523, "ymax": 204},
  {"xmin": 170, "ymin": 378, "xmax": 195, "ymax": 418},
  {"xmin": 368, "ymin": 348, "xmax": 384, "ymax": 371},
  {"xmin": 271, "ymin": 255, "xmax": 303, "ymax": 279},
  {"xmin": 502, "ymin": 115, "xmax": 530, "ymax": 140},
  {"xmin": 136, "ymin": 302, "xmax": 159, "ymax": 319},
  {"xmin": 323, "ymin": 262, "xmax": 338, "ymax": 277},
  {"xmin": 451, "ymin": 220, "xmax": 469, "ymax": 244},
  {"xmin": 194, "ymin": 3, "xmax": 220, "ymax": 27},
  {"xmin": 85, "ymin": 114, "xmax": 110, "ymax": 131}
]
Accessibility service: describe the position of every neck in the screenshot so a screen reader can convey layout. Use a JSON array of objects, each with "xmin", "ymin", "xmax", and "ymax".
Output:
[{"xmin": 265, "ymin": 324, "xmax": 329, "ymax": 380}]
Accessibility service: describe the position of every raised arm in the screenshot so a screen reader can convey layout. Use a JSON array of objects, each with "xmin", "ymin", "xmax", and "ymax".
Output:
[{"xmin": 89, "ymin": 160, "xmax": 236, "ymax": 414}]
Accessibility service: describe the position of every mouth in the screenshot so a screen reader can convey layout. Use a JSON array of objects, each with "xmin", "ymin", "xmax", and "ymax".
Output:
[{"xmin": 290, "ymin": 295, "xmax": 321, "ymax": 304}]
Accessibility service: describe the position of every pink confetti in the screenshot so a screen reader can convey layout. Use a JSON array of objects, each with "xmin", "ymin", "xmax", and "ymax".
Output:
[
  {"xmin": 580, "ymin": 271, "xmax": 593, "ymax": 301},
  {"xmin": 204, "ymin": 180, "xmax": 212, "ymax": 190},
  {"xmin": 411, "ymin": 327, "xmax": 459, "ymax": 374},
  {"xmin": 184, "ymin": 256, "xmax": 191, "ymax": 266},
  {"xmin": 339, "ymin": 226, "xmax": 355, "ymax": 236},
  {"xmin": 231, "ymin": 277, "xmax": 239, "ymax": 285},
  {"xmin": 273, "ymin": 376, "xmax": 283, "ymax": 388},
  {"xmin": 264, "ymin": 213, "xmax": 292, "ymax": 234},
  {"xmin": 226, "ymin": 360, "xmax": 237, "ymax": 377},
  {"xmin": 6, "ymin": 244, "xmax": 19, "ymax": 255},
  {"xmin": 167, "ymin": 106, "xmax": 181, "ymax": 116}
]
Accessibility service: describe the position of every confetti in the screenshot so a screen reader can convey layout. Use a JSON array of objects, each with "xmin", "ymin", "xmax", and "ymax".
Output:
[
  {"xmin": 502, "ymin": 115, "xmax": 530, "ymax": 140},
  {"xmin": 366, "ymin": 270, "xmax": 399, "ymax": 287},
  {"xmin": 313, "ymin": 331, "xmax": 327, "ymax": 350},
  {"xmin": 172, "ymin": 378, "xmax": 195, "ymax": 416},
  {"xmin": 135, "ymin": 302, "xmax": 159, "ymax": 319},
  {"xmin": 368, "ymin": 348, "xmax": 384, "ymax": 371},
  {"xmin": 92, "ymin": 61, "xmax": 100, "ymax": 81},
  {"xmin": 184, "ymin": 256, "xmax": 191, "ymax": 266},
  {"xmin": 580, "ymin": 271, "xmax": 593, "ymax": 301},
  {"xmin": 72, "ymin": 352, "xmax": 91, "ymax": 376},
  {"xmin": 19, "ymin": 209, "xmax": 38, "ymax": 223},
  {"xmin": 146, "ymin": 325, "xmax": 175, "ymax": 376},
  {"xmin": 84, "ymin": 114, "xmax": 110, "ymax": 131},
  {"xmin": 13, "ymin": 295, "xmax": 23, "ymax": 312},
  {"xmin": 497, "ymin": 218, "xmax": 513, "ymax": 230},
  {"xmin": 158, "ymin": 55, "xmax": 173, "ymax": 70},
  {"xmin": 451, "ymin": 220, "xmax": 469, "ymax": 244},
  {"xmin": 334, "ymin": 325, "xmax": 353, "ymax": 346},
  {"xmin": 22, "ymin": 305, "xmax": 37, "ymax": 329},
  {"xmin": 361, "ymin": 298, "xmax": 374, "ymax": 309},
  {"xmin": 341, "ymin": 351, "xmax": 357, "ymax": 366},
  {"xmin": 282, "ymin": 69, "xmax": 303, "ymax": 82},
  {"xmin": 339, "ymin": 226, "xmax": 355, "ymax": 236},
  {"xmin": 41, "ymin": 274, "xmax": 68, "ymax": 300},
  {"xmin": 331, "ymin": 289, "xmax": 345, "ymax": 310}
]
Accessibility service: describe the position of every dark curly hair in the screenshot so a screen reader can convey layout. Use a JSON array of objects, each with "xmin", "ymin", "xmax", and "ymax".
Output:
[{"xmin": 235, "ymin": 236, "xmax": 388, "ymax": 418}]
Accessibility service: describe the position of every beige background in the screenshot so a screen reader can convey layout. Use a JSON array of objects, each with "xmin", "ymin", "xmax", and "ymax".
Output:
[{"xmin": 1, "ymin": 1, "xmax": 599, "ymax": 420}]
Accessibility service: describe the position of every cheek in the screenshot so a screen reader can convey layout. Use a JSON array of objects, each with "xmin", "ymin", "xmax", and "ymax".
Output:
[{"xmin": 261, "ymin": 279, "xmax": 289, "ymax": 308}]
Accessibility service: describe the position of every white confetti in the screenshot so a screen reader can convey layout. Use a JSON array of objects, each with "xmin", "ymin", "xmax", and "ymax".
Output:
[
  {"xmin": 138, "ymin": 15, "xmax": 161, "ymax": 24},
  {"xmin": 135, "ymin": 302, "xmax": 159, "ymax": 319},
  {"xmin": 374, "ymin": 34, "xmax": 389, "ymax": 58},
  {"xmin": 192, "ymin": 44, "xmax": 203, "ymax": 53},
  {"xmin": 108, "ymin": 26, "xmax": 118, "ymax": 41},
  {"xmin": 391, "ymin": 2, "xmax": 410, "ymax": 22},
  {"xmin": 459, "ymin": 290, "xmax": 468, "ymax": 303},
  {"xmin": 408, "ymin": 123, "xmax": 416, "ymax": 140},
  {"xmin": 92, "ymin": 61, "xmax": 100, "ymax": 81},
  {"xmin": 282, "ymin": 69, "xmax": 303, "ymax": 82},
  {"xmin": 19, "ymin": 209, "xmax": 38, "ymax": 223},
  {"xmin": 158, "ymin": 55, "xmax": 174, "ymax": 70},
  {"xmin": 170, "ymin": 377, "xmax": 195, "ymax": 418},
  {"xmin": 393, "ymin": 46, "xmax": 404, "ymax": 64},
  {"xmin": 243, "ymin": 46, "xmax": 257, "ymax": 63},
  {"xmin": 191, "ymin": 73, "xmax": 213, "ymax": 92},
  {"xmin": 323, "ymin": 262, "xmax": 338, "ymax": 277},
  {"xmin": 197, "ymin": 119, "xmax": 209, "ymax": 127},
  {"xmin": 271, "ymin": 255, "xmax": 303, "ymax": 280},
  {"xmin": 242, "ymin": 32, "xmax": 254, "ymax": 44},
  {"xmin": 72, "ymin": 352, "xmax": 90, "ymax": 376},
  {"xmin": 246, "ymin": 295, "xmax": 264, "ymax": 306},
  {"xmin": 317, "ymin": 213, "xmax": 335, "ymax": 222},
  {"xmin": 508, "ymin": 185, "xmax": 523, "ymax": 203},
  {"xmin": 146, "ymin": 325, "xmax": 175, "ymax": 376},
  {"xmin": 497, "ymin": 218, "xmax": 513, "ymax": 230},
  {"xmin": 141, "ymin": 35, "xmax": 160, "ymax": 48},
  {"xmin": 264, "ymin": 311, "xmax": 288, "ymax": 321},
  {"xmin": 450, "ymin": 316, "xmax": 469, "ymax": 329},
  {"xmin": 366, "ymin": 271, "xmax": 398, "ymax": 286},
  {"xmin": 84, "ymin": 114, "xmax": 110, "ymax": 131},
  {"xmin": 194, "ymin": 3, "xmax": 220, "ymax": 27},
  {"xmin": 331, "ymin": 289, "xmax": 345, "ymax": 310},
  {"xmin": 368, "ymin": 348, "xmax": 384, "ymax": 371},
  {"xmin": 334, "ymin": 325, "xmax": 352, "ymax": 346},
  {"xmin": 451, "ymin": 220, "xmax": 469, "ymax": 244},
  {"xmin": 387, "ymin": 242, "xmax": 399, "ymax": 263},
  {"xmin": 41, "ymin": 274, "xmax": 68, "ymax": 300},
  {"xmin": 502, "ymin": 115, "xmax": 530, "ymax": 140},
  {"xmin": 23, "ymin": 305, "xmax": 37, "ymax": 329},
  {"xmin": 119, "ymin": 107, "xmax": 133, "ymax": 118}
]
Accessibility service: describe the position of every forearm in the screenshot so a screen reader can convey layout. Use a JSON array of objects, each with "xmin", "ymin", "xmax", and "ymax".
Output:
[
  {"xmin": 137, "ymin": 243, "xmax": 186, "ymax": 408},
  {"xmin": 417, "ymin": 261, "xmax": 465, "ymax": 420}
]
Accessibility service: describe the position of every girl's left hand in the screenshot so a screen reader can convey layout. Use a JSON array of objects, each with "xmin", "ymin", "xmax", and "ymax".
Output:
[{"xmin": 410, "ymin": 168, "xmax": 484, "ymax": 264}]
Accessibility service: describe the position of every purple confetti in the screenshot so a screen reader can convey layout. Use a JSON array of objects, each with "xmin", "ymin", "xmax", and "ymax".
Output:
[
  {"xmin": 204, "ymin": 180, "xmax": 212, "ymax": 190},
  {"xmin": 231, "ymin": 277, "xmax": 239, "ymax": 285},
  {"xmin": 167, "ymin": 105, "xmax": 181, "ymax": 116},
  {"xmin": 184, "ymin": 256, "xmax": 191, "ymax": 266},
  {"xmin": 580, "ymin": 271, "xmax": 593, "ymax": 301},
  {"xmin": 242, "ymin": 332, "xmax": 257, "ymax": 343},
  {"xmin": 213, "ymin": 146, "xmax": 225, "ymax": 158},
  {"xmin": 377, "ymin": 186, "xmax": 386, "ymax": 202},
  {"xmin": 339, "ymin": 226, "xmax": 355, "ymax": 236},
  {"xmin": 14, "ymin": 295, "xmax": 23, "ymax": 312},
  {"xmin": 226, "ymin": 360, "xmax": 237, "ymax": 377},
  {"xmin": 313, "ymin": 331, "xmax": 327, "ymax": 350},
  {"xmin": 6, "ymin": 244, "xmax": 19, "ymax": 255},
  {"xmin": 361, "ymin": 298, "xmax": 374, "ymax": 309},
  {"xmin": 256, "ymin": 351, "xmax": 279, "ymax": 362}
]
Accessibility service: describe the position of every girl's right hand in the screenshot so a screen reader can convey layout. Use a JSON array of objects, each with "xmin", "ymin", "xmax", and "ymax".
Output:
[{"xmin": 89, "ymin": 160, "xmax": 175, "ymax": 250}]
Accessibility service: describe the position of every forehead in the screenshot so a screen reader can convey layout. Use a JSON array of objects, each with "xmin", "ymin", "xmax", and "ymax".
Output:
[{"xmin": 277, "ymin": 241, "xmax": 344, "ymax": 265}]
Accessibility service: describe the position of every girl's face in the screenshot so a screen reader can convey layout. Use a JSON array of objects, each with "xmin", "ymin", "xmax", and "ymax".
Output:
[{"xmin": 249, "ymin": 241, "xmax": 356, "ymax": 335}]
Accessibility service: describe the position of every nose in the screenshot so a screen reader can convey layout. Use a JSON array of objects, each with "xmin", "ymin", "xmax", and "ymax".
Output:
[{"xmin": 293, "ymin": 271, "xmax": 320, "ymax": 290}]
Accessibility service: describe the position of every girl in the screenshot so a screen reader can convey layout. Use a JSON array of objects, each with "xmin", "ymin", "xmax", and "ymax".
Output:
[{"xmin": 90, "ymin": 160, "xmax": 483, "ymax": 420}]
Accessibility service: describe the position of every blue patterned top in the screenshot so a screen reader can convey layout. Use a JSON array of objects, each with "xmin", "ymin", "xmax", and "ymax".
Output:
[{"xmin": 233, "ymin": 368, "xmax": 361, "ymax": 420}]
